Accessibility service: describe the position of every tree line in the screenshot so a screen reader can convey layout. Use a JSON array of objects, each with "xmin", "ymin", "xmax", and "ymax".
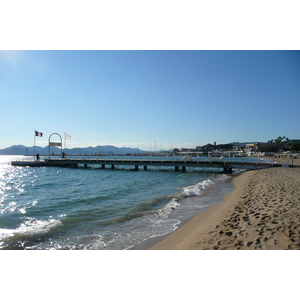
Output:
[{"xmin": 265, "ymin": 136, "xmax": 300, "ymax": 152}]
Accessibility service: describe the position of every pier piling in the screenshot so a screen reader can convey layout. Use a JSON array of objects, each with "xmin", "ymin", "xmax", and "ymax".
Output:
[{"xmin": 223, "ymin": 167, "xmax": 233, "ymax": 173}]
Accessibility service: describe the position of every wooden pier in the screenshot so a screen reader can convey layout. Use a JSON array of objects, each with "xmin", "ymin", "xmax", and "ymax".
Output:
[{"xmin": 11, "ymin": 157, "xmax": 288, "ymax": 172}]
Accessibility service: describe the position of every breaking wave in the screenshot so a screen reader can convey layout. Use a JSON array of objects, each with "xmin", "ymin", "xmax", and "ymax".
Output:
[
  {"xmin": 183, "ymin": 179, "xmax": 214, "ymax": 196},
  {"xmin": 0, "ymin": 217, "xmax": 63, "ymax": 249},
  {"xmin": 155, "ymin": 198, "xmax": 180, "ymax": 219}
]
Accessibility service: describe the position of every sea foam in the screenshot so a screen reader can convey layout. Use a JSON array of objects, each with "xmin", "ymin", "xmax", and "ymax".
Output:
[
  {"xmin": 0, "ymin": 218, "xmax": 63, "ymax": 243},
  {"xmin": 155, "ymin": 198, "xmax": 180, "ymax": 219},
  {"xmin": 183, "ymin": 179, "xmax": 214, "ymax": 196}
]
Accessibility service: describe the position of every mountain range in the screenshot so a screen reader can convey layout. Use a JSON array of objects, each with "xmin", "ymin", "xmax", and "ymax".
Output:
[
  {"xmin": 0, "ymin": 145, "xmax": 146, "ymax": 155},
  {"xmin": 0, "ymin": 142, "xmax": 265, "ymax": 156}
]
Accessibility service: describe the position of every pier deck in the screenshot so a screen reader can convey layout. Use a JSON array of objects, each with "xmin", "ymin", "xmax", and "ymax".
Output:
[{"xmin": 11, "ymin": 157, "xmax": 288, "ymax": 172}]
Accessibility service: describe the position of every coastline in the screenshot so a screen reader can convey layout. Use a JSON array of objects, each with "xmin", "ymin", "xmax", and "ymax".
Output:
[
  {"xmin": 150, "ymin": 167, "xmax": 300, "ymax": 250},
  {"xmin": 264, "ymin": 155, "xmax": 300, "ymax": 166},
  {"xmin": 132, "ymin": 172, "xmax": 236, "ymax": 250}
]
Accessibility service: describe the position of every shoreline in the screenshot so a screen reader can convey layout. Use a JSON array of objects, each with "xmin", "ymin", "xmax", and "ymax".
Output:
[
  {"xmin": 150, "ymin": 167, "xmax": 300, "ymax": 250},
  {"xmin": 264, "ymin": 155, "xmax": 300, "ymax": 166},
  {"xmin": 132, "ymin": 172, "xmax": 237, "ymax": 250},
  {"xmin": 149, "ymin": 171, "xmax": 250, "ymax": 250}
]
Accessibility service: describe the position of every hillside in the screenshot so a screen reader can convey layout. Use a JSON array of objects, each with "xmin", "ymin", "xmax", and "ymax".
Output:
[{"xmin": 0, "ymin": 145, "xmax": 145, "ymax": 155}]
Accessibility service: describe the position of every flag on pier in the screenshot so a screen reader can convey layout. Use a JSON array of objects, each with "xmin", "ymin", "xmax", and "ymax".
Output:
[
  {"xmin": 34, "ymin": 129, "xmax": 43, "ymax": 156},
  {"xmin": 64, "ymin": 133, "xmax": 72, "ymax": 150},
  {"xmin": 35, "ymin": 131, "xmax": 43, "ymax": 137}
]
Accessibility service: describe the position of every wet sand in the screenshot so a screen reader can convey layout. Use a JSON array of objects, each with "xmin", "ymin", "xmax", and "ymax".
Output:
[{"xmin": 151, "ymin": 167, "xmax": 300, "ymax": 250}]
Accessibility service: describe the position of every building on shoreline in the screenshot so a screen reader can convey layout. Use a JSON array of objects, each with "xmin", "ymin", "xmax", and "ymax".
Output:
[{"xmin": 173, "ymin": 143, "xmax": 245, "ymax": 157}]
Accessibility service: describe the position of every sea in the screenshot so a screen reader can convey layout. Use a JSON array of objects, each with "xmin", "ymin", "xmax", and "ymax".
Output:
[{"xmin": 0, "ymin": 155, "xmax": 262, "ymax": 250}]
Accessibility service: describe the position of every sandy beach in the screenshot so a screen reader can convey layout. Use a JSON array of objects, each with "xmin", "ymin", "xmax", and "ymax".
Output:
[
  {"xmin": 151, "ymin": 166, "xmax": 300, "ymax": 250},
  {"xmin": 264, "ymin": 155, "xmax": 300, "ymax": 166}
]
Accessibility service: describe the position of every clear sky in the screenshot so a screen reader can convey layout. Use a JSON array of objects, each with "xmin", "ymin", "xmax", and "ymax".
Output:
[{"xmin": 1, "ymin": 50, "xmax": 299, "ymax": 150}]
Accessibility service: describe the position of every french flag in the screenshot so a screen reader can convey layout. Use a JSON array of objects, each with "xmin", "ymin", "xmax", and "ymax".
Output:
[{"xmin": 35, "ymin": 131, "xmax": 43, "ymax": 137}]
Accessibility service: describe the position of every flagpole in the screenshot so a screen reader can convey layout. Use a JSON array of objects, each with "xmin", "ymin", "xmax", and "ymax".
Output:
[{"xmin": 34, "ymin": 129, "xmax": 36, "ymax": 158}]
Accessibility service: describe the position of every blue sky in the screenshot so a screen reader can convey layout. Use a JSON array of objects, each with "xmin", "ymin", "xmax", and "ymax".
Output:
[{"xmin": 1, "ymin": 50, "xmax": 299, "ymax": 150}]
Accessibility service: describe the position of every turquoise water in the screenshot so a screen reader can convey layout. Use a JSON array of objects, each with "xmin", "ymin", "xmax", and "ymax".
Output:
[{"xmin": 0, "ymin": 155, "xmax": 253, "ymax": 250}]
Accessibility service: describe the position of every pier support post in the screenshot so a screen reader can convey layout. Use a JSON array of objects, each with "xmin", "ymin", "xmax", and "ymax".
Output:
[
  {"xmin": 223, "ymin": 167, "xmax": 233, "ymax": 173},
  {"xmin": 182, "ymin": 166, "xmax": 186, "ymax": 172},
  {"xmin": 84, "ymin": 164, "xmax": 87, "ymax": 168},
  {"xmin": 144, "ymin": 165, "xmax": 147, "ymax": 170},
  {"xmin": 111, "ymin": 165, "xmax": 114, "ymax": 169},
  {"xmin": 102, "ymin": 164, "xmax": 105, "ymax": 169},
  {"xmin": 135, "ymin": 165, "xmax": 139, "ymax": 171},
  {"xmin": 175, "ymin": 166, "xmax": 179, "ymax": 171}
]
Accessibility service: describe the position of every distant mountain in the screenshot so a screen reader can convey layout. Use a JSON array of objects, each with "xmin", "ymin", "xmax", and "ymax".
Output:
[
  {"xmin": 0, "ymin": 142, "xmax": 267, "ymax": 156},
  {"xmin": 0, "ymin": 145, "xmax": 29, "ymax": 155},
  {"xmin": 0, "ymin": 145, "xmax": 146, "ymax": 156},
  {"xmin": 66, "ymin": 145, "xmax": 145, "ymax": 155}
]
